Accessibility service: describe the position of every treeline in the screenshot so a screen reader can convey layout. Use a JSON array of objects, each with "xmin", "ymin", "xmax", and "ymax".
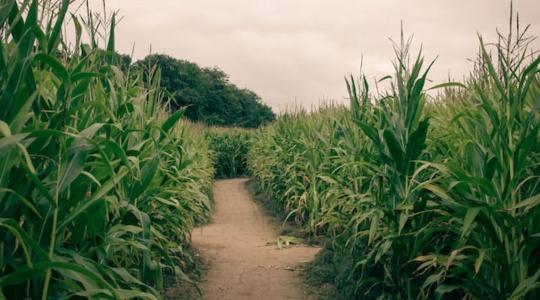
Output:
[{"xmin": 133, "ymin": 54, "xmax": 276, "ymax": 128}]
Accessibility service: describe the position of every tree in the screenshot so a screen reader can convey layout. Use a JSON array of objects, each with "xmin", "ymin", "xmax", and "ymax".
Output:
[{"xmin": 133, "ymin": 54, "xmax": 275, "ymax": 127}]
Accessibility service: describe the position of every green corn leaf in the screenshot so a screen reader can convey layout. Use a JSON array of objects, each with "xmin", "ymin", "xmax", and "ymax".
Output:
[
  {"xmin": 72, "ymin": 71, "xmax": 101, "ymax": 82},
  {"xmin": 34, "ymin": 53, "xmax": 69, "ymax": 82},
  {"xmin": 70, "ymin": 13, "xmax": 82, "ymax": 52},
  {"xmin": 0, "ymin": 188, "xmax": 42, "ymax": 218},
  {"xmin": 435, "ymin": 285, "xmax": 461, "ymax": 300},
  {"xmin": 508, "ymin": 268, "xmax": 540, "ymax": 299},
  {"xmin": 57, "ymin": 167, "xmax": 129, "ymax": 230},
  {"xmin": 356, "ymin": 121, "xmax": 379, "ymax": 145},
  {"xmin": 405, "ymin": 118, "xmax": 429, "ymax": 164},
  {"xmin": 474, "ymin": 249, "xmax": 486, "ymax": 274},
  {"xmin": 58, "ymin": 151, "xmax": 88, "ymax": 193},
  {"xmin": 0, "ymin": 121, "xmax": 11, "ymax": 137},
  {"xmin": 47, "ymin": 0, "xmax": 69, "ymax": 53},
  {"xmin": 0, "ymin": 218, "xmax": 48, "ymax": 262},
  {"xmin": 461, "ymin": 207, "xmax": 481, "ymax": 239},
  {"xmin": 428, "ymin": 81, "xmax": 467, "ymax": 90},
  {"xmin": 107, "ymin": 13, "xmax": 116, "ymax": 52},
  {"xmin": 99, "ymin": 140, "xmax": 130, "ymax": 169},
  {"xmin": 6, "ymin": 0, "xmax": 24, "ymax": 42},
  {"xmin": 0, "ymin": 0, "xmax": 16, "ymax": 27},
  {"xmin": 0, "ymin": 133, "xmax": 28, "ymax": 154},
  {"xmin": 507, "ymin": 194, "xmax": 540, "ymax": 212},
  {"xmin": 9, "ymin": 91, "xmax": 37, "ymax": 134},
  {"xmin": 0, "ymin": 261, "xmax": 119, "ymax": 298},
  {"xmin": 383, "ymin": 129, "xmax": 403, "ymax": 168},
  {"xmin": 368, "ymin": 212, "xmax": 380, "ymax": 245},
  {"xmin": 0, "ymin": 218, "xmax": 33, "ymax": 267},
  {"xmin": 130, "ymin": 156, "xmax": 160, "ymax": 200},
  {"xmin": 161, "ymin": 108, "xmax": 186, "ymax": 136}
]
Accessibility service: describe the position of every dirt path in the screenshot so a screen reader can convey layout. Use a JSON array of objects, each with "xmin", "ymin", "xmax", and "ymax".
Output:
[{"xmin": 190, "ymin": 178, "xmax": 320, "ymax": 300}]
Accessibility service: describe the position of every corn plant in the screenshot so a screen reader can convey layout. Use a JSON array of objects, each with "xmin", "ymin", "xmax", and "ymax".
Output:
[
  {"xmin": 0, "ymin": 1, "xmax": 213, "ymax": 299},
  {"xmin": 417, "ymin": 26, "xmax": 540, "ymax": 299},
  {"xmin": 248, "ymin": 19, "xmax": 540, "ymax": 299},
  {"xmin": 206, "ymin": 128, "xmax": 252, "ymax": 178}
]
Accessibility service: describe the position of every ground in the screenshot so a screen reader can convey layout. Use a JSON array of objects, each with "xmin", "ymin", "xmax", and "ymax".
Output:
[{"xmin": 167, "ymin": 178, "xmax": 321, "ymax": 299}]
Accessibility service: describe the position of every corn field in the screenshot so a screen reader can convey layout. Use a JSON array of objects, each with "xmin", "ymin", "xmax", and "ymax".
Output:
[
  {"xmin": 2, "ymin": 0, "xmax": 540, "ymax": 299},
  {"xmin": 0, "ymin": 1, "xmax": 213, "ymax": 299},
  {"xmin": 248, "ymin": 24, "xmax": 540, "ymax": 299},
  {"xmin": 206, "ymin": 128, "xmax": 252, "ymax": 179}
]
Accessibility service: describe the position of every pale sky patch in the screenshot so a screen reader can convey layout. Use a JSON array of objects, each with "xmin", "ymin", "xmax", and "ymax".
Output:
[{"xmin": 88, "ymin": 0, "xmax": 540, "ymax": 112}]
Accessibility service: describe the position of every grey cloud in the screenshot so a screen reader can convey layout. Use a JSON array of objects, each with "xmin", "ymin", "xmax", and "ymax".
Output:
[{"xmin": 93, "ymin": 0, "xmax": 540, "ymax": 111}]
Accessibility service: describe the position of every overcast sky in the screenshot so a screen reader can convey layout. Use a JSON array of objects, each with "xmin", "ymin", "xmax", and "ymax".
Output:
[{"xmin": 89, "ymin": 0, "xmax": 540, "ymax": 112}]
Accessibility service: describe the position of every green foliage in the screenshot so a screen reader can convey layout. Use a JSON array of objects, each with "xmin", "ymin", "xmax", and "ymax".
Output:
[
  {"xmin": 0, "ymin": 1, "xmax": 212, "ymax": 299},
  {"xmin": 134, "ymin": 54, "xmax": 276, "ymax": 128},
  {"xmin": 248, "ymin": 25, "xmax": 540, "ymax": 299},
  {"xmin": 206, "ymin": 129, "xmax": 253, "ymax": 178}
]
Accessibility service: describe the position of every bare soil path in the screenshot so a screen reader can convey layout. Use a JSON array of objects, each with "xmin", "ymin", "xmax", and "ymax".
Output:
[{"xmin": 190, "ymin": 178, "xmax": 320, "ymax": 300}]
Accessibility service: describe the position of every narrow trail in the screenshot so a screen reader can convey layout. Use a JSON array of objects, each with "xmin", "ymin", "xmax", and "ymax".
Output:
[{"xmin": 191, "ymin": 178, "xmax": 320, "ymax": 300}]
